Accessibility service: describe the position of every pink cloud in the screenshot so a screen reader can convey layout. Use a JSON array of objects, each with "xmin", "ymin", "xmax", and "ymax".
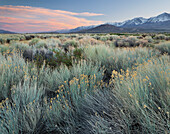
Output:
[{"xmin": 0, "ymin": 5, "xmax": 104, "ymax": 33}]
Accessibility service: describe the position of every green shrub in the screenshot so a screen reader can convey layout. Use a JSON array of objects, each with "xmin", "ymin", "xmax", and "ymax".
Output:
[
  {"xmin": 153, "ymin": 34, "xmax": 166, "ymax": 40},
  {"xmin": 10, "ymin": 42, "xmax": 30, "ymax": 52},
  {"xmin": 0, "ymin": 53, "xmax": 27, "ymax": 100},
  {"xmin": 35, "ymin": 40, "xmax": 47, "ymax": 49},
  {"xmin": 155, "ymin": 42, "xmax": 170, "ymax": 55},
  {"xmin": 0, "ymin": 45, "xmax": 10, "ymax": 54},
  {"xmin": 0, "ymin": 38, "xmax": 6, "ymax": 44},
  {"xmin": 0, "ymin": 79, "xmax": 45, "ymax": 134},
  {"xmin": 45, "ymin": 70, "xmax": 104, "ymax": 133},
  {"xmin": 73, "ymin": 48, "xmax": 84, "ymax": 59},
  {"xmin": 99, "ymin": 36, "xmax": 109, "ymax": 42},
  {"xmin": 29, "ymin": 38, "xmax": 40, "ymax": 46},
  {"xmin": 145, "ymin": 36, "xmax": 154, "ymax": 43},
  {"xmin": 52, "ymin": 48, "xmax": 72, "ymax": 67},
  {"xmin": 83, "ymin": 45, "xmax": 160, "ymax": 81},
  {"xmin": 112, "ymin": 56, "xmax": 170, "ymax": 133},
  {"xmin": 77, "ymin": 89, "xmax": 127, "ymax": 133},
  {"xmin": 44, "ymin": 60, "xmax": 104, "ymax": 92},
  {"xmin": 114, "ymin": 36, "xmax": 140, "ymax": 47},
  {"xmin": 46, "ymin": 39, "xmax": 61, "ymax": 48},
  {"xmin": 64, "ymin": 40, "xmax": 78, "ymax": 48}
]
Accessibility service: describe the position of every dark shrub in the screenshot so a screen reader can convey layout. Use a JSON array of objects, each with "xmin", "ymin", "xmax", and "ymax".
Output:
[
  {"xmin": 73, "ymin": 48, "xmax": 84, "ymax": 59},
  {"xmin": 52, "ymin": 49, "xmax": 72, "ymax": 67},
  {"xmin": 0, "ymin": 38, "xmax": 6, "ymax": 44}
]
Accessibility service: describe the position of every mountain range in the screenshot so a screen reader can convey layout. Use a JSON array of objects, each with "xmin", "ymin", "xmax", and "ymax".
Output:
[
  {"xmin": 109, "ymin": 12, "xmax": 170, "ymax": 27},
  {"xmin": 0, "ymin": 29, "xmax": 15, "ymax": 34},
  {"xmin": 1, "ymin": 12, "xmax": 170, "ymax": 34},
  {"xmin": 63, "ymin": 12, "xmax": 170, "ymax": 33}
]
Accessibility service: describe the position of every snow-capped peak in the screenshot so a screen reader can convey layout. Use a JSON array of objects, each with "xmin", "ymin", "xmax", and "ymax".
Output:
[
  {"xmin": 147, "ymin": 12, "xmax": 170, "ymax": 23},
  {"xmin": 108, "ymin": 12, "xmax": 170, "ymax": 27},
  {"xmin": 108, "ymin": 20, "xmax": 129, "ymax": 27},
  {"xmin": 125, "ymin": 17, "xmax": 147, "ymax": 25},
  {"xmin": 108, "ymin": 17, "xmax": 147, "ymax": 27}
]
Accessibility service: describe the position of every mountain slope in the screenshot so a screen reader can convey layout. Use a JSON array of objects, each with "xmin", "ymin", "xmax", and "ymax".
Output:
[
  {"xmin": 147, "ymin": 13, "xmax": 170, "ymax": 23},
  {"xmin": 107, "ymin": 12, "xmax": 170, "ymax": 29},
  {"xmin": 0, "ymin": 29, "xmax": 15, "ymax": 34},
  {"xmin": 78, "ymin": 24, "xmax": 129, "ymax": 33},
  {"xmin": 57, "ymin": 12, "xmax": 170, "ymax": 33},
  {"xmin": 110, "ymin": 17, "xmax": 147, "ymax": 27},
  {"xmin": 69, "ymin": 25, "xmax": 97, "ymax": 33}
]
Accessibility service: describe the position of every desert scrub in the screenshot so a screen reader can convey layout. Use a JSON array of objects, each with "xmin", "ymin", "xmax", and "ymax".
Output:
[
  {"xmin": 76, "ymin": 89, "xmax": 128, "ymax": 134},
  {"xmin": 45, "ymin": 71, "xmax": 104, "ymax": 133},
  {"xmin": 155, "ymin": 42, "xmax": 170, "ymax": 55},
  {"xmin": 72, "ymin": 47, "xmax": 84, "ymax": 59},
  {"xmin": 83, "ymin": 45, "xmax": 160, "ymax": 81},
  {"xmin": 64, "ymin": 40, "xmax": 79, "ymax": 48},
  {"xmin": 0, "ymin": 45, "xmax": 10, "ymax": 54},
  {"xmin": 46, "ymin": 38, "xmax": 61, "ymax": 48},
  {"xmin": 114, "ymin": 36, "xmax": 139, "ymax": 47},
  {"xmin": 52, "ymin": 48, "xmax": 72, "ymax": 67},
  {"xmin": 153, "ymin": 34, "xmax": 166, "ymax": 40},
  {"xmin": 99, "ymin": 36, "xmax": 109, "ymax": 42},
  {"xmin": 0, "ymin": 79, "xmax": 45, "ymax": 134},
  {"xmin": 44, "ymin": 60, "xmax": 104, "ymax": 92},
  {"xmin": 112, "ymin": 55, "xmax": 170, "ymax": 133},
  {"xmin": 6, "ymin": 37, "xmax": 20, "ymax": 44},
  {"xmin": 0, "ymin": 38, "xmax": 6, "ymax": 44},
  {"xmin": 79, "ymin": 37, "xmax": 104, "ymax": 46},
  {"xmin": 9, "ymin": 42, "xmax": 30, "ymax": 53},
  {"xmin": 0, "ymin": 53, "xmax": 26, "ymax": 100},
  {"xmin": 0, "ymin": 52, "xmax": 47, "ymax": 100},
  {"xmin": 34, "ymin": 40, "xmax": 47, "ymax": 49},
  {"xmin": 29, "ymin": 38, "xmax": 40, "ymax": 46},
  {"xmin": 114, "ymin": 36, "xmax": 152, "ymax": 47},
  {"xmin": 145, "ymin": 36, "xmax": 154, "ymax": 43}
]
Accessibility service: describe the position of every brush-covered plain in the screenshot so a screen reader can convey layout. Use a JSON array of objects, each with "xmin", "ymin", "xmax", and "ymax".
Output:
[{"xmin": 0, "ymin": 33, "xmax": 169, "ymax": 134}]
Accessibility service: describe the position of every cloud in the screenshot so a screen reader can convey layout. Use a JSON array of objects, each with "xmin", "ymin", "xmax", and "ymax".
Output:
[{"xmin": 0, "ymin": 5, "xmax": 104, "ymax": 33}]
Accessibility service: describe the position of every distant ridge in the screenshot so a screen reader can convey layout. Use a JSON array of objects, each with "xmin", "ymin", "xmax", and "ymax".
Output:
[
  {"xmin": 0, "ymin": 29, "xmax": 15, "ymax": 34},
  {"xmin": 77, "ymin": 24, "xmax": 128, "ymax": 33},
  {"xmin": 67, "ymin": 12, "xmax": 170, "ymax": 33},
  {"xmin": 108, "ymin": 12, "xmax": 170, "ymax": 27}
]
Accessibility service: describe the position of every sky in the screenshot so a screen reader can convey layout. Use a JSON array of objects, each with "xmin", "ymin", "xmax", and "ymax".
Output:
[{"xmin": 0, "ymin": 0, "xmax": 170, "ymax": 33}]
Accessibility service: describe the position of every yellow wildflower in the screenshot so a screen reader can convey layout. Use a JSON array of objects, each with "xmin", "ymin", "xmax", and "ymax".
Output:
[
  {"xmin": 128, "ymin": 92, "xmax": 132, "ymax": 97},
  {"xmin": 50, "ymin": 106, "xmax": 52, "ymax": 110},
  {"xmin": 146, "ymin": 76, "xmax": 149, "ymax": 80},
  {"xmin": 143, "ymin": 79, "xmax": 147, "ymax": 82},
  {"xmin": 143, "ymin": 105, "xmax": 147, "ymax": 108}
]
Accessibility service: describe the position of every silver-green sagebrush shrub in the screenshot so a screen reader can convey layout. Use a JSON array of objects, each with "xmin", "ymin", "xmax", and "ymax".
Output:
[
  {"xmin": 112, "ymin": 55, "xmax": 170, "ymax": 133},
  {"xmin": 84, "ymin": 45, "xmax": 160, "ymax": 81},
  {"xmin": 155, "ymin": 42, "xmax": 170, "ymax": 55},
  {"xmin": 0, "ymin": 53, "xmax": 26, "ymax": 100},
  {"xmin": 29, "ymin": 38, "xmax": 41, "ymax": 46},
  {"xmin": 76, "ymin": 89, "xmax": 128, "ymax": 134},
  {"xmin": 44, "ymin": 60, "xmax": 104, "ymax": 92},
  {"xmin": 10, "ymin": 42, "xmax": 30, "ymax": 52},
  {"xmin": 64, "ymin": 40, "xmax": 79, "ymax": 48},
  {"xmin": 45, "ymin": 72, "xmax": 104, "ymax": 133},
  {"xmin": 46, "ymin": 39, "xmax": 61, "ymax": 48},
  {"xmin": 0, "ymin": 79, "xmax": 45, "ymax": 134}
]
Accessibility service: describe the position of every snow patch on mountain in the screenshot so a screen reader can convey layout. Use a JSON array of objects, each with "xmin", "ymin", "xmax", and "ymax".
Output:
[
  {"xmin": 147, "ymin": 13, "xmax": 170, "ymax": 23},
  {"xmin": 108, "ymin": 12, "xmax": 170, "ymax": 27}
]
